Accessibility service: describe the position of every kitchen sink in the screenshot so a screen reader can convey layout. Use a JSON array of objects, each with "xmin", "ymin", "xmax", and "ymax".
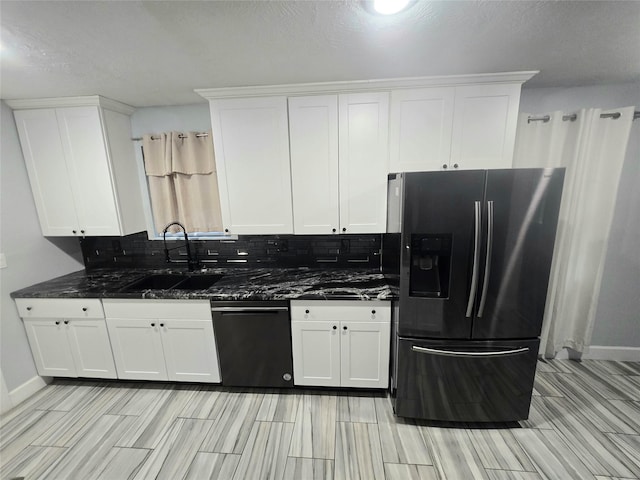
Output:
[
  {"xmin": 172, "ymin": 275, "xmax": 224, "ymax": 290},
  {"xmin": 120, "ymin": 273, "xmax": 223, "ymax": 292}
]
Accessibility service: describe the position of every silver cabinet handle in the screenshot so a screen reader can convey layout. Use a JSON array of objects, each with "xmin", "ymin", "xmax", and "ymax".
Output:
[
  {"xmin": 478, "ymin": 200, "xmax": 494, "ymax": 317},
  {"xmin": 411, "ymin": 345, "xmax": 529, "ymax": 358},
  {"xmin": 466, "ymin": 201, "xmax": 481, "ymax": 317}
]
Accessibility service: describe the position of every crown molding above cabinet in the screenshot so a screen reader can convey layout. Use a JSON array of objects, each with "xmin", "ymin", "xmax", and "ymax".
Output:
[
  {"xmin": 195, "ymin": 71, "xmax": 538, "ymax": 100},
  {"xmin": 5, "ymin": 95, "xmax": 136, "ymax": 116}
]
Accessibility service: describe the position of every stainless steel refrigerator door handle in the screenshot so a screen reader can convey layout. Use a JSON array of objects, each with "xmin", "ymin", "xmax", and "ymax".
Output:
[
  {"xmin": 411, "ymin": 345, "xmax": 529, "ymax": 358},
  {"xmin": 478, "ymin": 200, "xmax": 494, "ymax": 317},
  {"xmin": 465, "ymin": 201, "xmax": 482, "ymax": 317}
]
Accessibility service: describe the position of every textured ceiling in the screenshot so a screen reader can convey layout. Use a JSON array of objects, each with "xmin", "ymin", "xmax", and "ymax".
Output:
[{"xmin": 1, "ymin": 0, "xmax": 639, "ymax": 107}]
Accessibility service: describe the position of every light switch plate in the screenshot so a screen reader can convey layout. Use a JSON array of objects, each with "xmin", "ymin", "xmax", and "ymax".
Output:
[{"xmin": 0, "ymin": 253, "xmax": 6, "ymax": 269}]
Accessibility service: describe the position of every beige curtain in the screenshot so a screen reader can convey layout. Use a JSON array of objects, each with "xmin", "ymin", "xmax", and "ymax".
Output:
[
  {"xmin": 142, "ymin": 131, "xmax": 223, "ymax": 233},
  {"xmin": 513, "ymin": 107, "xmax": 635, "ymax": 357},
  {"xmin": 143, "ymin": 133, "xmax": 178, "ymax": 232}
]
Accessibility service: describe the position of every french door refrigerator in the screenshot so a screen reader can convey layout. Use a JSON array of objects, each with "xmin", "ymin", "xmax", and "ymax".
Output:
[{"xmin": 385, "ymin": 168, "xmax": 564, "ymax": 422}]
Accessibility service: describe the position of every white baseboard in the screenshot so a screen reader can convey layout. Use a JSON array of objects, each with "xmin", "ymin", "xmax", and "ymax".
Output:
[
  {"xmin": 8, "ymin": 375, "xmax": 52, "ymax": 407},
  {"xmin": 553, "ymin": 346, "xmax": 640, "ymax": 362},
  {"xmin": 584, "ymin": 346, "xmax": 640, "ymax": 362}
]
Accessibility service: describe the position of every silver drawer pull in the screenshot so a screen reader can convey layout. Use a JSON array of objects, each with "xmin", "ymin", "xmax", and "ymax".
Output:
[{"xmin": 411, "ymin": 346, "xmax": 529, "ymax": 358}]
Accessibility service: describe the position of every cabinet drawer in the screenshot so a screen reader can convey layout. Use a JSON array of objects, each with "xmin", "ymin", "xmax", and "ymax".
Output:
[
  {"xmin": 102, "ymin": 299, "xmax": 212, "ymax": 320},
  {"xmin": 15, "ymin": 298, "xmax": 104, "ymax": 319},
  {"xmin": 291, "ymin": 300, "xmax": 390, "ymax": 323}
]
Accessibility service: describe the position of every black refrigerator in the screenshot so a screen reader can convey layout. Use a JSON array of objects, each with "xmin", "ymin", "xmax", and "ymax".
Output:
[{"xmin": 384, "ymin": 168, "xmax": 564, "ymax": 422}]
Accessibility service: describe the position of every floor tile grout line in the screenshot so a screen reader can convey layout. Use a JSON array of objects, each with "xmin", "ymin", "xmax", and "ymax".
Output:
[{"xmin": 604, "ymin": 430, "xmax": 640, "ymax": 438}]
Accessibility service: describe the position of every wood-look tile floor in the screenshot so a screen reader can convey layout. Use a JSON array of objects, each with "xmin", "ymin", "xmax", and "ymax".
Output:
[{"xmin": 2, "ymin": 359, "xmax": 640, "ymax": 479}]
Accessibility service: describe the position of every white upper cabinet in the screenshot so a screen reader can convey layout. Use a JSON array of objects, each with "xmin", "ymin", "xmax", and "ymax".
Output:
[
  {"xmin": 389, "ymin": 83, "xmax": 523, "ymax": 172},
  {"xmin": 288, "ymin": 95, "xmax": 340, "ymax": 234},
  {"xmin": 209, "ymin": 96, "xmax": 293, "ymax": 234},
  {"xmin": 389, "ymin": 87, "xmax": 455, "ymax": 173},
  {"xmin": 13, "ymin": 109, "xmax": 79, "ymax": 236},
  {"xmin": 56, "ymin": 107, "xmax": 122, "ymax": 235},
  {"xmin": 450, "ymin": 83, "xmax": 521, "ymax": 170},
  {"xmin": 338, "ymin": 92, "xmax": 390, "ymax": 234},
  {"xmin": 288, "ymin": 93, "xmax": 389, "ymax": 234},
  {"xmin": 197, "ymin": 72, "xmax": 535, "ymax": 232},
  {"xmin": 11, "ymin": 96, "xmax": 145, "ymax": 237}
]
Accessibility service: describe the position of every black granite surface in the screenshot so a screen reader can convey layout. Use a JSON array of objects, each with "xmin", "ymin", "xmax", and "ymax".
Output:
[{"xmin": 11, "ymin": 267, "xmax": 397, "ymax": 301}]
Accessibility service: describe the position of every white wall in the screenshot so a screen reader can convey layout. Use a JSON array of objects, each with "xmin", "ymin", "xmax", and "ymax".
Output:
[
  {"xmin": 0, "ymin": 101, "xmax": 84, "ymax": 395},
  {"xmin": 520, "ymin": 82, "xmax": 640, "ymax": 348},
  {"xmin": 130, "ymin": 103, "xmax": 211, "ymax": 136}
]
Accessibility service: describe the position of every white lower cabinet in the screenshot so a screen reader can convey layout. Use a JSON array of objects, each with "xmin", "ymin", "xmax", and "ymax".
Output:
[
  {"xmin": 291, "ymin": 320, "xmax": 341, "ymax": 387},
  {"xmin": 291, "ymin": 301, "xmax": 390, "ymax": 388},
  {"xmin": 23, "ymin": 319, "xmax": 79, "ymax": 377},
  {"xmin": 17, "ymin": 298, "xmax": 117, "ymax": 379},
  {"xmin": 105, "ymin": 318, "xmax": 168, "ymax": 381},
  {"xmin": 103, "ymin": 299, "xmax": 221, "ymax": 383}
]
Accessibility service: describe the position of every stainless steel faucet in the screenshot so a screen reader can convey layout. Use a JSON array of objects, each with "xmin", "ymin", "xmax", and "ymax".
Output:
[{"xmin": 163, "ymin": 221, "xmax": 200, "ymax": 271}]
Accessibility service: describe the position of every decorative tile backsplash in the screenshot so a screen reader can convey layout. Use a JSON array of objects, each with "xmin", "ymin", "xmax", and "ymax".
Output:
[{"xmin": 80, "ymin": 232, "xmax": 382, "ymax": 270}]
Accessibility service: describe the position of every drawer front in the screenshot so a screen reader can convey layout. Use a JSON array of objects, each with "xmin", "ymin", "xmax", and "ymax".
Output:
[
  {"xmin": 102, "ymin": 299, "xmax": 212, "ymax": 320},
  {"xmin": 394, "ymin": 338, "xmax": 539, "ymax": 422},
  {"xmin": 291, "ymin": 300, "xmax": 390, "ymax": 323},
  {"xmin": 16, "ymin": 298, "xmax": 104, "ymax": 319}
]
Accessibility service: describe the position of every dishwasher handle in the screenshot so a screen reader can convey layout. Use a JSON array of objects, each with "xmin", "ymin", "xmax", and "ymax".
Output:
[{"xmin": 211, "ymin": 306, "xmax": 289, "ymax": 313}]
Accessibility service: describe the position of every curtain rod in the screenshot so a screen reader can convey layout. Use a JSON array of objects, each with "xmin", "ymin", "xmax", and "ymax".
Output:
[
  {"xmin": 131, "ymin": 133, "xmax": 209, "ymax": 141},
  {"xmin": 527, "ymin": 110, "xmax": 640, "ymax": 124}
]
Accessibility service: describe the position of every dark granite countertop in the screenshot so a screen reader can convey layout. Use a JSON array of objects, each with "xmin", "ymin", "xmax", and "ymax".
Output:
[{"xmin": 11, "ymin": 267, "xmax": 397, "ymax": 301}]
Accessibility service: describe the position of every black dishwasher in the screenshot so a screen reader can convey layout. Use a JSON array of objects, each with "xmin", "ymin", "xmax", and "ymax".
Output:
[{"xmin": 211, "ymin": 301, "xmax": 294, "ymax": 387}]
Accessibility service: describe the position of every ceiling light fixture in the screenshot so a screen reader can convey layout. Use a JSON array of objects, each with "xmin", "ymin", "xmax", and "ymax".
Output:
[{"xmin": 373, "ymin": 0, "xmax": 412, "ymax": 15}]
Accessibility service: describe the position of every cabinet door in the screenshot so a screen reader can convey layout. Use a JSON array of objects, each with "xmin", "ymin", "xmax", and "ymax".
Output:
[
  {"xmin": 450, "ymin": 84, "xmax": 521, "ymax": 170},
  {"xmin": 56, "ymin": 107, "xmax": 122, "ymax": 236},
  {"xmin": 389, "ymin": 87, "xmax": 455, "ymax": 172},
  {"xmin": 338, "ymin": 92, "xmax": 389, "ymax": 233},
  {"xmin": 288, "ymin": 95, "xmax": 340, "ymax": 234},
  {"xmin": 160, "ymin": 319, "xmax": 221, "ymax": 383},
  {"xmin": 23, "ymin": 319, "xmax": 77, "ymax": 377},
  {"xmin": 291, "ymin": 321, "xmax": 340, "ymax": 387},
  {"xmin": 13, "ymin": 109, "xmax": 80, "ymax": 236},
  {"xmin": 340, "ymin": 321, "xmax": 390, "ymax": 388},
  {"xmin": 106, "ymin": 318, "xmax": 167, "ymax": 380},
  {"xmin": 67, "ymin": 319, "xmax": 117, "ymax": 379},
  {"xmin": 210, "ymin": 96, "xmax": 293, "ymax": 234}
]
